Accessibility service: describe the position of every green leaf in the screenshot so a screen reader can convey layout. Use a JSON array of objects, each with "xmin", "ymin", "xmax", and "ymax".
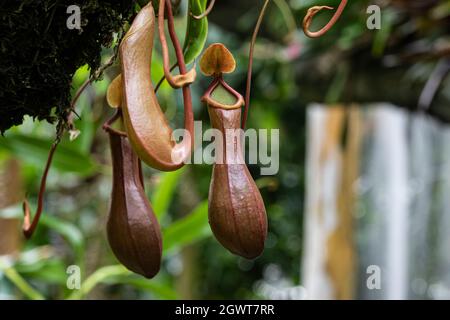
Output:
[
  {"xmin": 15, "ymin": 258, "xmax": 67, "ymax": 284},
  {"xmin": 67, "ymin": 265, "xmax": 129, "ymax": 300},
  {"xmin": 0, "ymin": 267, "xmax": 45, "ymax": 300},
  {"xmin": 163, "ymin": 200, "xmax": 211, "ymax": 253},
  {"xmin": 151, "ymin": 50, "xmax": 166, "ymax": 87},
  {"xmin": 67, "ymin": 264, "xmax": 178, "ymax": 300},
  {"xmin": 372, "ymin": 10, "xmax": 395, "ymax": 57},
  {"xmin": 103, "ymin": 275, "xmax": 178, "ymax": 300},
  {"xmin": 72, "ymin": 64, "xmax": 89, "ymax": 87},
  {"xmin": 41, "ymin": 214, "xmax": 84, "ymax": 260},
  {"xmin": 183, "ymin": 0, "xmax": 209, "ymax": 65},
  {"xmin": 0, "ymin": 134, "xmax": 97, "ymax": 175},
  {"xmin": 0, "ymin": 204, "xmax": 85, "ymax": 262},
  {"xmin": 151, "ymin": 168, "xmax": 185, "ymax": 219}
]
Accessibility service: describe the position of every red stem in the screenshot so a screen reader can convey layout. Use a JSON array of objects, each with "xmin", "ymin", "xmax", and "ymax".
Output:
[
  {"xmin": 23, "ymin": 141, "xmax": 59, "ymax": 238},
  {"xmin": 242, "ymin": 0, "xmax": 271, "ymax": 130}
]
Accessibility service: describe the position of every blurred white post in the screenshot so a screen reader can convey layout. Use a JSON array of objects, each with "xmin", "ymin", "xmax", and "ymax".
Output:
[
  {"xmin": 303, "ymin": 103, "xmax": 450, "ymax": 300},
  {"xmin": 303, "ymin": 104, "xmax": 410, "ymax": 300},
  {"xmin": 302, "ymin": 105, "xmax": 340, "ymax": 299},
  {"xmin": 302, "ymin": 105, "xmax": 360, "ymax": 299},
  {"xmin": 372, "ymin": 106, "xmax": 409, "ymax": 299}
]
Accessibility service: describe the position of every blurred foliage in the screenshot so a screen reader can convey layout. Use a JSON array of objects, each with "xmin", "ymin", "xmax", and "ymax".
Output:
[{"xmin": 0, "ymin": 0, "xmax": 449, "ymax": 300}]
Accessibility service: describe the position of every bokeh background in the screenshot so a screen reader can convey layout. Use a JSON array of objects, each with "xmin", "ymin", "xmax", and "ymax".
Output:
[{"xmin": 0, "ymin": 0, "xmax": 449, "ymax": 299}]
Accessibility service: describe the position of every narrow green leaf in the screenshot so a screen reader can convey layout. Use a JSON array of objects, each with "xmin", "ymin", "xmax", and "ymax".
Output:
[
  {"xmin": 183, "ymin": 0, "xmax": 209, "ymax": 64},
  {"xmin": 372, "ymin": 10, "xmax": 395, "ymax": 57},
  {"xmin": 41, "ymin": 214, "xmax": 84, "ymax": 260},
  {"xmin": 0, "ymin": 204, "xmax": 85, "ymax": 261},
  {"xmin": 0, "ymin": 134, "xmax": 97, "ymax": 175},
  {"xmin": 68, "ymin": 264, "xmax": 178, "ymax": 300},
  {"xmin": 15, "ymin": 258, "xmax": 67, "ymax": 284},
  {"xmin": 68, "ymin": 265, "xmax": 130, "ymax": 300},
  {"xmin": 151, "ymin": 168, "xmax": 185, "ymax": 219},
  {"xmin": 163, "ymin": 200, "xmax": 211, "ymax": 253},
  {"xmin": 72, "ymin": 64, "xmax": 89, "ymax": 87},
  {"xmin": 103, "ymin": 275, "xmax": 178, "ymax": 300},
  {"xmin": 1, "ymin": 267, "xmax": 45, "ymax": 300}
]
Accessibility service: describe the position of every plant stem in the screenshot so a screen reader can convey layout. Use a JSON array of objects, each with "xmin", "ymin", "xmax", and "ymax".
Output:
[
  {"xmin": 192, "ymin": 0, "xmax": 215, "ymax": 20},
  {"xmin": 242, "ymin": 0, "xmax": 271, "ymax": 130},
  {"xmin": 22, "ymin": 137, "xmax": 60, "ymax": 239}
]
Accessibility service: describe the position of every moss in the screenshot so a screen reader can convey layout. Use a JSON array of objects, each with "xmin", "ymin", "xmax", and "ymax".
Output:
[{"xmin": 0, "ymin": 0, "xmax": 137, "ymax": 133}]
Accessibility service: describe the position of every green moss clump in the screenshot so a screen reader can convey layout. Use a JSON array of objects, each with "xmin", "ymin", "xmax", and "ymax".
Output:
[{"xmin": 0, "ymin": 0, "xmax": 137, "ymax": 133}]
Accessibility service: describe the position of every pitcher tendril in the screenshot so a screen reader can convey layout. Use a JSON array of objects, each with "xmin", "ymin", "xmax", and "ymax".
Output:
[
  {"xmin": 302, "ymin": 0, "xmax": 347, "ymax": 38},
  {"xmin": 22, "ymin": 125, "xmax": 63, "ymax": 239},
  {"xmin": 158, "ymin": 0, "xmax": 197, "ymax": 88},
  {"xmin": 155, "ymin": 0, "xmax": 210, "ymax": 92}
]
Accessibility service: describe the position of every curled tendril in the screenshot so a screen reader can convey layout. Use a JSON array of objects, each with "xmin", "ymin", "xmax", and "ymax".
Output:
[
  {"xmin": 191, "ymin": 0, "xmax": 216, "ymax": 20},
  {"xmin": 302, "ymin": 0, "xmax": 348, "ymax": 38}
]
